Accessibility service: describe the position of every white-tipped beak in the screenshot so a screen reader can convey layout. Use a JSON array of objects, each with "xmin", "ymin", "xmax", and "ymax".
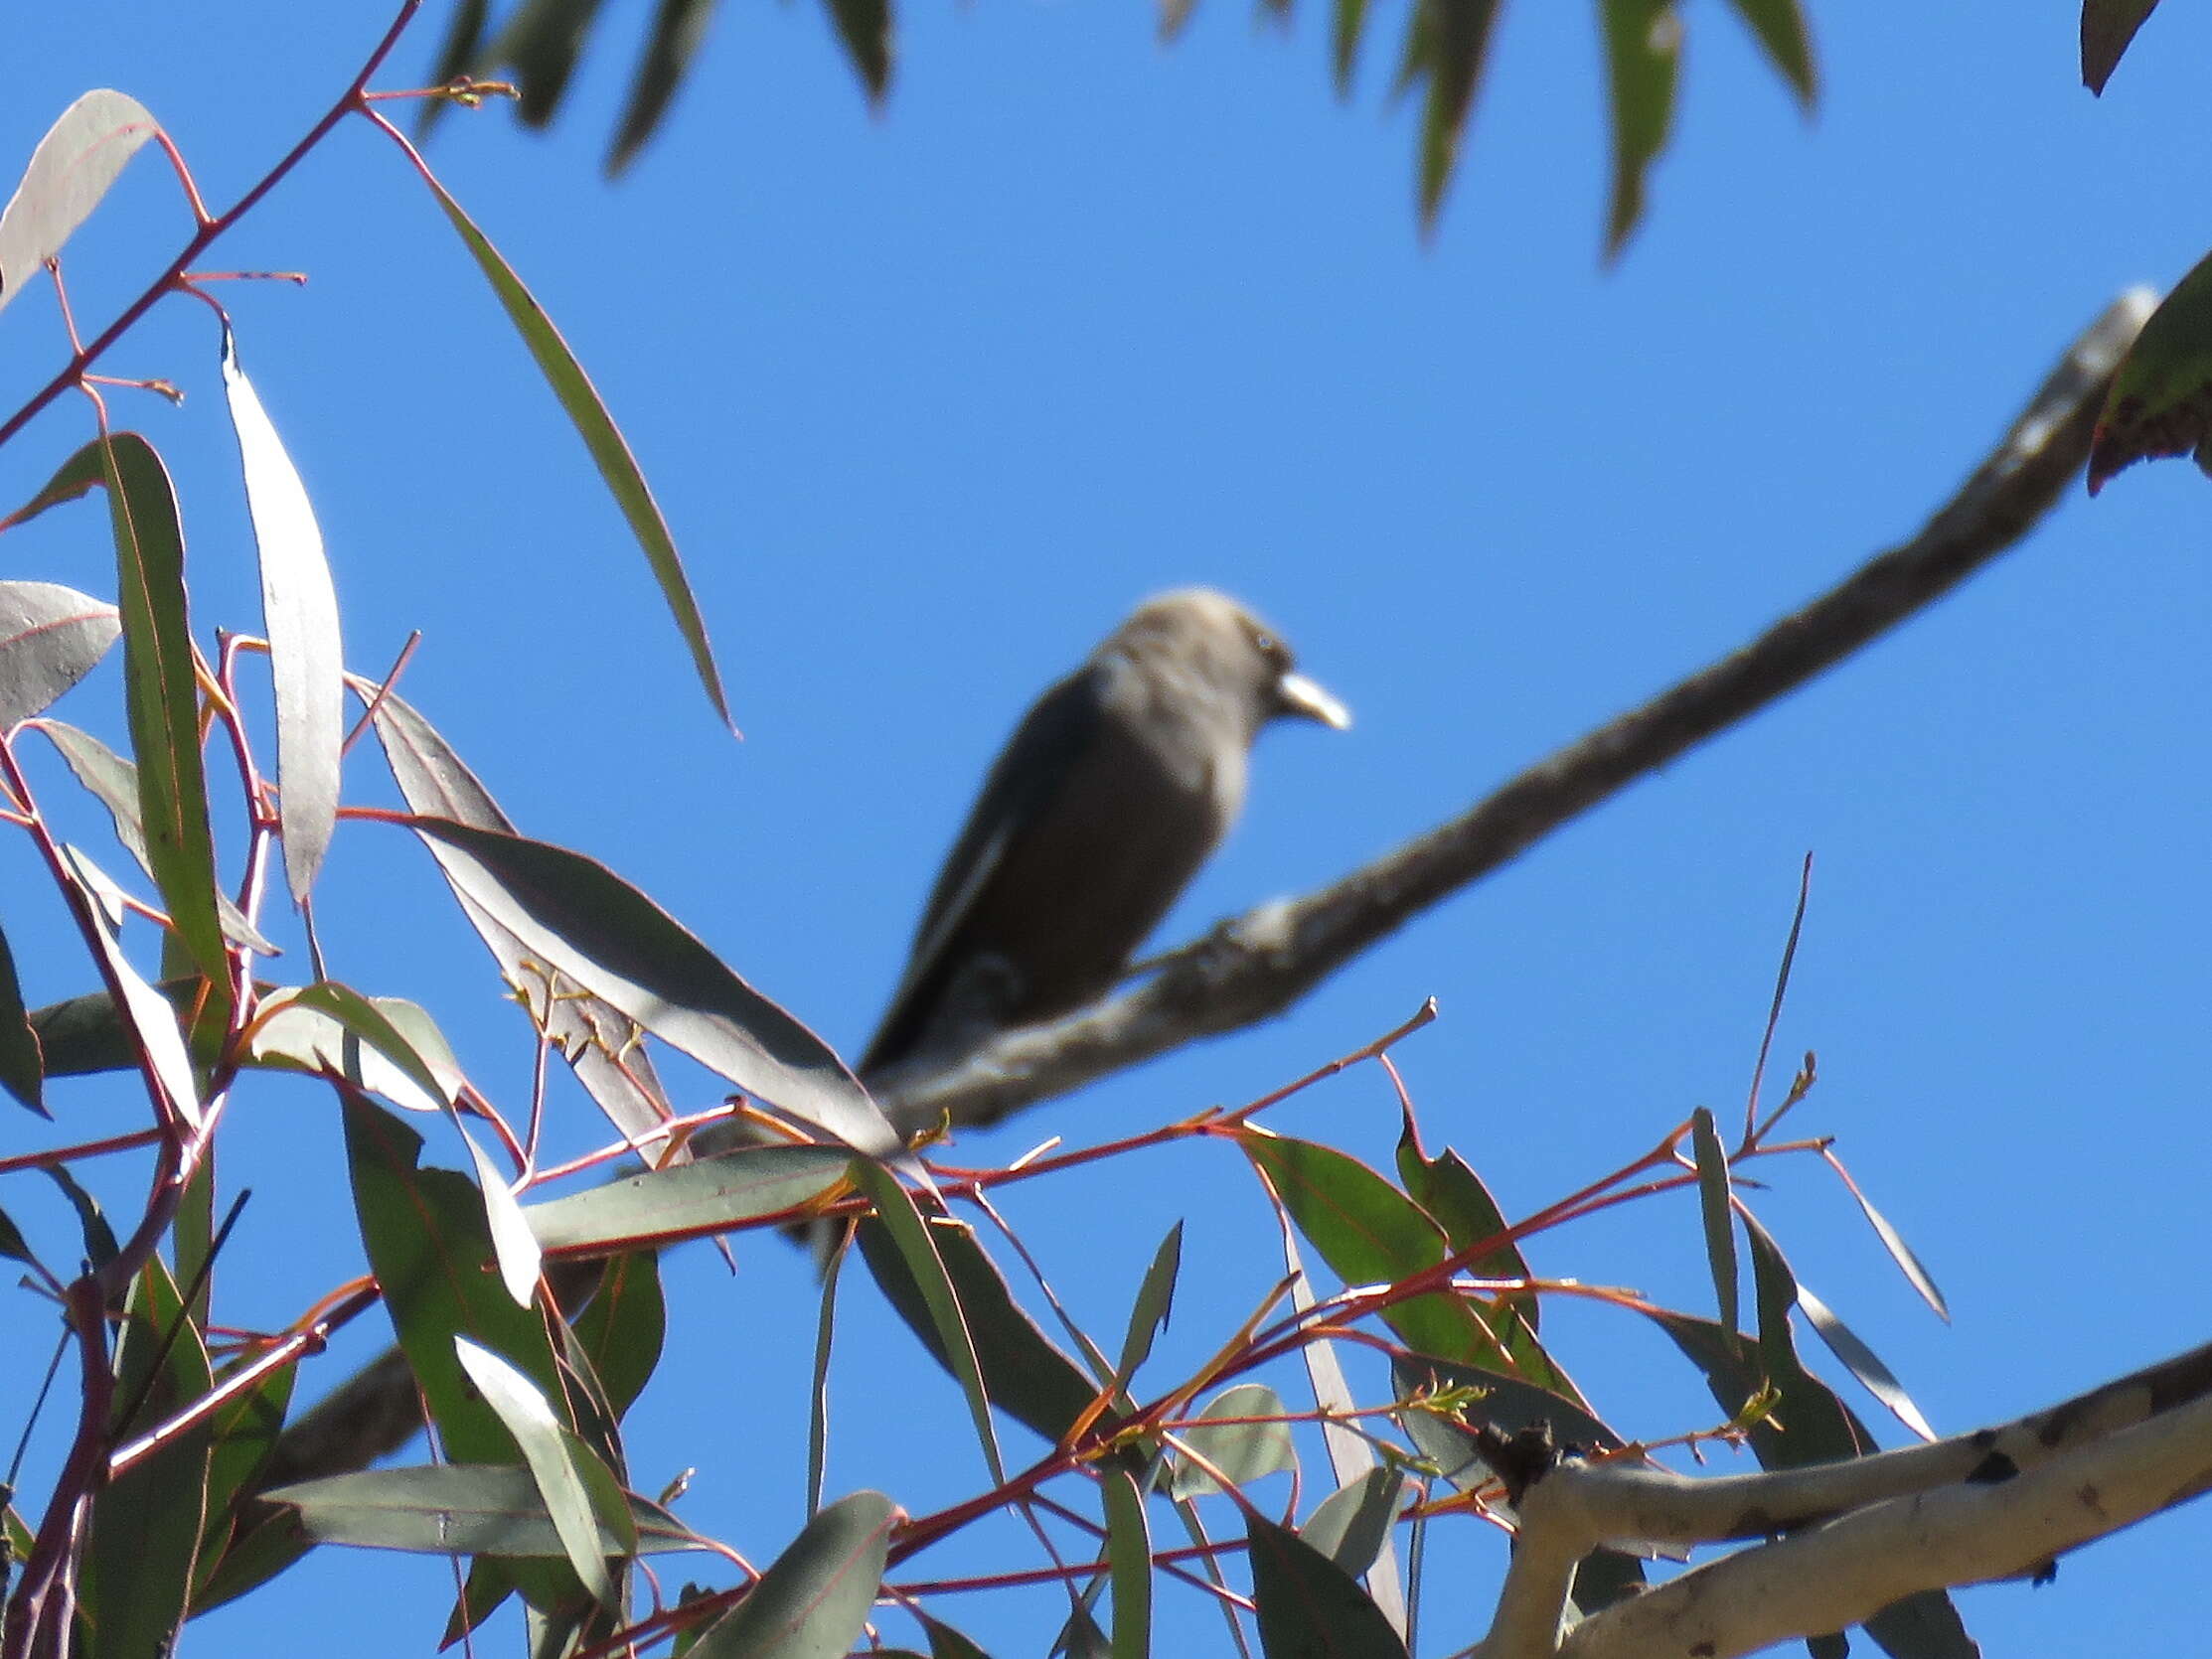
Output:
[{"xmin": 1276, "ymin": 671, "xmax": 1351, "ymax": 730}]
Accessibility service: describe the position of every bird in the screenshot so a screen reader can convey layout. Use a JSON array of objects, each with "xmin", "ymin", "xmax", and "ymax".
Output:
[{"xmin": 858, "ymin": 588, "xmax": 1349, "ymax": 1084}]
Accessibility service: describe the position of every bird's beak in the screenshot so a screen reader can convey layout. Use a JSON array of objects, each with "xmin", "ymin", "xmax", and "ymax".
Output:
[{"xmin": 1274, "ymin": 671, "xmax": 1351, "ymax": 730}]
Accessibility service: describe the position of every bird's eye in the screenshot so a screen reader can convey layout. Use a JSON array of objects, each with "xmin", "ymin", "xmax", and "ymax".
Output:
[{"xmin": 1252, "ymin": 630, "xmax": 1282, "ymax": 660}]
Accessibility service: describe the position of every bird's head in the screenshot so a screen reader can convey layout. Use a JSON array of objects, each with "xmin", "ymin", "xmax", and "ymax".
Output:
[{"xmin": 1115, "ymin": 588, "xmax": 1351, "ymax": 740}]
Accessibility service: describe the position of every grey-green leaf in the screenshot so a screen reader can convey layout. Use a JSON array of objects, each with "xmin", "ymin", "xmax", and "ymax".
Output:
[
  {"xmin": 1245, "ymin": 1512, "xmax": 1408, "ymax": 1659},
  {"xmin": 406, "ymin": 170, "xmax": 730, "ymax": 728},
  {"xmin": 0, "ymin": 91, "xmax": 159, "ymax": 316},
  {"xmin": 0, "ymin": 580, "xmax": 118, "ymax": 727},
  {"xmin": 401, "ymin": 815, "xmax": 894, "ymax": 1155},
  {"xmin": 264, "ymin": 1464, "xmax": 703, "ymax": 1556},
  {"xmin": 608, "ymin": 0, "xmax": 716, "ymax": 174},
  {"xmin": 527, "ymin": 1145, "xmax": 851, "ymax": 1253},
  {"xmin": 222, "ymin": 325, "xmax": 343, "ymax": 901},
  {"xmin": 688, "ymin": 1490, "xmax": 897, "ymax": 1659},
  {"xmin": 1689, "ymin": 1107, "xmax": 1739, "ymax": 1351},
  {"xmin": 454, "ymin": 1336, "xmax": 617, "ymax": 1604},
  {"xmin": 1170, "ymin": 1383, "xmax": 1295, "ymax": 1498}
]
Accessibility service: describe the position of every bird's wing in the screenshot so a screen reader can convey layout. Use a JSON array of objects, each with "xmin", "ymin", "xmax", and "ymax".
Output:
[{"xmin": 860, "ymin": 662, "xmax": 1107, "ymax": 1076}]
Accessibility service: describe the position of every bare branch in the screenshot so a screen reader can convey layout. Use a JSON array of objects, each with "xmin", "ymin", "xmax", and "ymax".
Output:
[{"xmin": 878, "ymin": 290, "xmax": 2157, "ymax": 1136}]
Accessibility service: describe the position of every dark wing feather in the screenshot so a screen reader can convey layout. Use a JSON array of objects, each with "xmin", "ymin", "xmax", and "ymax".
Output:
[{"xmin": 859, "ymin": 664, "xmax": 1106, "ymax": 1076}]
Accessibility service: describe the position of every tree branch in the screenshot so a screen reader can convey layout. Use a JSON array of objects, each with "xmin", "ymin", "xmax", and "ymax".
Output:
[
  {"xmin": 1473, "ymin": 1334, "xmax": 2212, "ymax": 1658},
  {"xmin": 875, "ymin": 290, "xmax": 2156, "ymax": 1136}
]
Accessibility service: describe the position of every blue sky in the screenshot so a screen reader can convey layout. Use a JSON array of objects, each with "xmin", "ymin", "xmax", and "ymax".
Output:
[{"xmin": 3, "ymin": 1, "xmax": 2210, "ymax": 1653}]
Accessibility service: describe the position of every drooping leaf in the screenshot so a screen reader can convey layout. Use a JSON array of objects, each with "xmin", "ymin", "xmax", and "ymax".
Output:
[
  {"xmin": 855, "ymin": 1198, "xmax": 1099, "ymax": 1449},
  {"xmin": 59, "ymin": 845, "xmax": 202, "ymax": 1128},
  {"xmin": 405, "ymin": 169, "xmax": 730, "ymax": 727},
  {"xmin": 455, "ymin": 1336, "xmax": 619, "ymax": 1605},
  {"xmin": 850, "ymin": 1161, "xmax": 1005, "ymax": 1483},
  {"xmin": 1688, "ymin": 1107, "xmax": 1739, "ymax": 1350},
  {"xmin": 492, "ymin": 0, "xmax": 613, "ymax": 125},
  {"xmin": 0, "ymin": 918, "xmax": 44, "ymax": 1114},
  {"xmin": 263, "ymin": 1464, "xmax": 702, "ymax": 1556},
  {"xmin": 1827, "ymin": 1158, "xmax": 1948, "ymax": 1321},
  {"xmin": 1169, "ymin": 1383, "xmax": 1295, "ymax": 1498},
  {"xmin": 1600, "ymin": 0, "xmax": 1682, "ymax": 259},
  {"xmin": 415, "ymin": 0, "xmax": 492, "ymax": 143},
  {"xmin": 1332, "ymin": 0, "xmax": 1370, "ymax": 94},
  {"xmin": 1101, "ymin": 1464, "xmax": 1151, "ymax": 1659},
  {"xmin": 687, "ymin": 1489, "xmax": 897, "ymax": 1659},
  {"xmin": 221, "ymin": 325, "xmax": 343, "ymax": 901},
  {"xmin": 0, "ymin": 1204, "xmax": 39, "ymax": 1270},
  {"xmin": 1863, "ymin": 1586, "xmax": 1978, "ymax": 1659},
  {"xmin": 0, "ymin": 580, "xmax": 118, "ymax": 728},
  {"xmin": 99, "ymin": 431, "xmax": 229, "ymax": 990},
  {"xmin": 808, "ymin": 1226, "xmax": 847, "ymax": 1517},
  {"xmin": 609, "ymin": 0, "xmax": 717, "ymax": 174},
  {"xmin": 2082, "ymin": 0, "xmax": 2161, "ymax": 94},
  {"xmin": 0, "ymin": 90, "xmax": 159, "ymax": 316},
  {"xmin": 1407, "ymin": 0, "xmax": 1503, "ymax": 233},
  {"xmin": 246, "ymin": 983, "xmax": 465, "ymax": 1114},
  {"xmin": 820, "ymin": 0, "xmax": 893, "ymax": 105},
  {"xmin": 191, "ymin": 1351, "xmax": 297, "ymax": 1602},
  {"xmin": 35, "ymin": 720, "xmax": 276, "ymax": 955},
  {"xmin": 1245, "ymin": 1512, "xmax": 1409, "ymax": 1659},
  {"xmin": 82, "ymin": 1254, "xmax": 214, "ymax": 1659},
  {"xmin": 527, "ymin": 1145, "xmax": 851, "ymax": 1253},
  {"xmin": 365, "ymin": 685, "xmax": 676, "ymax": 1151},
  {"xmin": 1796, "ymin": 1282, "xmax": 1934, "ymax": 1442},
  {"xmin": 1721, "ymin": 0, "xmax": 1816, "ymax": 105},
  {"xmin": 402, "ymin": 815, "xmax": 896, "ymax": 1156},
  {"xmin": 340, "ymin": 1092, "xmax": 565, "ymax": 1466}
]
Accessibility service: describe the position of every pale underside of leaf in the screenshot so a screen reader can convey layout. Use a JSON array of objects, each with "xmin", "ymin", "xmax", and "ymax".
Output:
[
  {"xmin": 0, "ymin": 581, "xmax": 119, "ymax": 727},
  {"xmin": 0, "ymin": 90, "xmax": 159, "ymax": 317}
]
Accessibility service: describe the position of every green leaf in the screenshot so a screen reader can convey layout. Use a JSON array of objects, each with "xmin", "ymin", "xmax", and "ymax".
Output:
[
  {"xmin": 402, "ymin": 815, "xmax": 895, "ymax": 1155},
  {"xmin": 820, "ymin": 0, "xmax": 893, "ymax": 104},
  {"xmin": 455, "ymin": 1336, "xmax": 619, "ymax": 1605},
  {"xmin": 609, "ymin": 0, "xmax": 716, "ymax": 174},
  {"xmin": 0, "ymin": 91, "xmax": 159, "ymax": 317},
  {"xmin": 44, "ymin": 1163, "xmax": 116, "ymax": 1268},
  {"xmin": 850, "ymin": 1161, "xmax": 1005, "ymax": 1484},
  {"xmin": 263, "ymin": 1464, "xmax": 702, "ymax": 1556},
  {"xmin": 808, "ymin": 1225, "xmax": 848, "ymax": 1516},
  {"xmin": 83, "ymin": 1253, "xmax": 214, "ymax": 1659},
  {"xmin": 1245, "ymin": 1133, "xmax": 1505, "ymax": 1370},
  {"xmin": 221, "ymin": 325, "xmax": 343, "ymax": 901},
  {"xmin": 0, "ymin": 1203, "xmax": 39, "ymax": 1270},
  {"xmin": 191, "ymin": 1351, "xmax": 297, "ymax": 1602},
  {"xmin": 407, "ymin": 170, "xmax": 730, "ymax": 728},
  {"xmin": 493, "ymin": 0, "xmax": 613, "ymax": 125},
  {"xmin": 1600, "ymin": 0, "xmax": 1683, "ymax": 259},
  {"xmin": 918, "ymin": 1613, "xmax": 994, "ymax": 1659},
  {"xmin": 688, "ymin": 1490, "xmax": 897, "ymax": 1659},
  {"xmin": 0, "ymin": 580, "xmax": 119, "ymax": 728},
  {"xmin": 0, "ymin": 917, "xmax": 44, "ymax": 1114},
  {"xmin": 1302, "ymin": 1467, "xmax": 1402, "ymax": 1580},
  {"xmin": 1113, "ymin": 1220, "xmax": 1183, "ymax": 1384},
  {"xmin": 99, "ymin": 431, "xmax": 229, "ymax": 990},
  {"xmin": 1688, "ymin": 1107, "xmax": 1738, "ymax": 1351},
  {"xmin": 1721, "ymin": 0, "xmax": 1816, "ymax": 105},
  {"xmin": 1245, "ymin": 1511, "xmax": 1408, "ymax": 1659},
  {"xmin": 364, "ymin": 686, "xmax": 676, "ymax": 1149},
  {"xmin": 1101, "ymin": 1464, "xmax": 1151, "ymax": 1659},
  {"xmin": 1408, "ymin": 0, "xmax": 1503, "ymax": 233},
  {"xmin": 1170, "ymin": 1383, "xmax": 1294, "ymax": 1498},
  {"xmin": 2082, "ymin": 0, "xmax": 2160, "ymax": 94},
  {"xmin": 415, "ymin": 0, "xmax": 491, "ymax": 142},
  {"xmin": 1863, "ymin": 1586, "xmax": 1978, "ymax": 1659},
  {"xmin": 1332, "ymin": 0, "xmax": 1370, "ymax": 94},
  {"xmin": 246, "ymin": 983, "xmax": 465, "ymax": 1114},
  {"xmin": 855, "ymin": 1199, "xmax": 1102, "ymax": 1449},
  {"xmin": 0, "ymin": 438, "xmax": 106, "ymax": 531},
  {"xmin": 341, "ymin": 1092, "xmax": 565, "ymax": 1466},
  {"xmin": 568, "ymin": 1253, "xmax": 666, "ymax": 1424},
  {"xmin": 526, "ymin": 1145, "xmax": 851, "ymax": 1253}
]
